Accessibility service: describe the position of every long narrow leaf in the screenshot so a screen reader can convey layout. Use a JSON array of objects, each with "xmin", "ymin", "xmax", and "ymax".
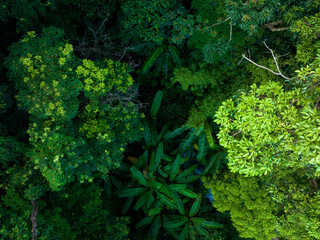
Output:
[
  {"xmin": 163, "ymin": 126, "xmax": 187, "ymax": 140},
  {"xmin": 155, "ymin": 142, "xmax": 163, "ymax": 168},
  {"xmin": 130, "ymin": 166, "xmax": 147, "ymax": 186},
  {"xmin": 118, "ymin": 188, "xmax": 147, "ymax": 197},
  {"xmin": 163, "ymin": 216, "xmax": 178, "ymax": 238},
  {"xmin": 189, "ymin": 194, "xmax": 202, "ymax": 217},
  {"xmin": 176, "ymin": 175, "xmax": 200, "ymax": 184},
  {"xmin": 192, "ymin": 218, "xmax": 223, "ymax": 228},
  {"xmin": 147, "ymin": 180, "xmax": 162, "ymax": 189},
  {"xmin": 134, "ymin": 193, "xmax": 149, "ymax": 211},
  {"xmin": 151, "ymin": 215, "xmax": 161, "ymax": 239},
  {"xmin": 168, "ymin": 45, "xmax": 181, "ymax": 67},
  {"xmin": 157, "ymin": 167, "xmax": 168, "ymax": 178},
  {"xmin": 194, "ymin": 224, "xmax": 210, "ymax": 238},
  {"xmin": 150, "ymin": 90, "xmax": 163, "ymax": 118},
  {"xmin": 177, "ymin": 188, "xmax": 198, "ymax": 199},
  {"xmin": 175, "ymin": 164, "xmax": 198, "ymax": 181},
  {"xmin": 149, "ymin": 151, "xmax": 156, "ymax": 173},
  {"xmin": 204, "ymin": 121, "xmax": 215, "ymax": 148},
  {"xmin": 170, "ymin": 154, "xmax": 182, "ymax": 181},
  {"xmin": 135, "ymin": 216, "xmax": 155, "ymax": 229},
  {"xmin": 177, "ymin": 223, "xmax": 189, "ymax": 240},
  {"xmin": 158, "ymin": 193, "xmax": 176, "ymax": 209},
  {"xmin": 144, "ymin": 121, "xmax": 152, "ymax": 147},
  {"xmin": 169, "ymin": 184, "xmax": 187, "ymax": 192},
  {"xmin": 202, "ymin": 153, "xmax": 219, "ymax": 176},
  {"xmin": 163, "ymin": 218, "xmax": 187, "ymax": 229},
  {"xmin": 122, "ymin": 197, "xmax": 134, "ymax": 214},
  {"xmin": 148, "ymin": 208, "xmax": 162, "ymax": 216},
  {"xmin": 136, "ymin": 150, "xmax": 148, "ymax": 169},
  {"xmin": 142, "ymin": 44, "xmax": 166, "ymax": 73},
  {"xmin": 179, "ymin": 129, "xmax": 197, "ymax": 152},
  {"xmin": 197, "ymin": 132, "xmax": 206, "ymax": 161}
]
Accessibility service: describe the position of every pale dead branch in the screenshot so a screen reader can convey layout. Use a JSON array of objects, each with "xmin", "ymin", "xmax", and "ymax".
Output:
[{"xmin": 242, "ymin": 41, "xmax": 291, "ymax": 80}]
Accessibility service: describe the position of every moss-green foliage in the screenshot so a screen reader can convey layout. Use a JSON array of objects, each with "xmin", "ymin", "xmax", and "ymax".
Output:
[
  {"xmin": 5, "ymin": 27, "xmax": 142, "ymax": 190},
  {"xmin": 203, "ymin": 172, "xmax": 276, "ymax": 240},
  {"xmin": 291, "ymin": 13, "xmax": 320, "ymax": 64},
  {"xmin": 0, "ymin": 0, "xmax": 48, "ymax": 32},
  {"xmin": 223, "ymin": 0, "xmax": 320, "ymax": 35},
  {"xmin": 172, "ymin": 64, "xmax": 219, "ymax": 95},
  {"xmin": 120, "ymin": 0, "xmax": 193, "ymax": 45},
  {"xmin": 0, "ymin": 182, "xmax": 130, "ymax": 240}
]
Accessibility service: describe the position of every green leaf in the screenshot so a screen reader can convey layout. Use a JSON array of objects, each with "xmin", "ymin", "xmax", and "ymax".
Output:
[
  {"xmin": 192, "ymin": 218, "xmax": 223, "ymax": 228},
  {"xmin": 202, "ymin": 152, "xmax": 221, "ymax": 176},
  {"xmin": 150, "ymin": 90, "xmax": 163, "ymax": 118},
  {"xmin": 170, "ymin": 154, "xmax": 182, "ymax": 181},
  {"xmin": 147, "ymin": 180, "xmax": 162, "ymax": 189},
  {"xmin": 177, "ymin": 223, "xmax": 189, "ymax": 240},
  {"xmin": 163, "ymin": 126, "xmax": 187, "ymax": 140},
  {"xmin": 149, "ymin": 151, "xmax": 156, "ymax": 173},
  {"xmin": 169, "ymin": 45, "xmax": 181, "ymax": 67},
  {"xmin": 204, "ymin": 120, "xmax": 215, "ymax": 148},
  {"xmin": 118, "ymin": 188, "xmax": 147, "ymax": 197},
  {"xmin": 144, "ymin": 121, "xmax": 152, "ymax": 147},
  {"xmin": 194, "ymin": 224, "xmax": 209, "ymax": 237},
  {"xmin": 189, "ymin": 193, "xmax": 202, "ymax": 217},
  {"xmin": 130, "ymin": 166, "xmax": 147, "ymax": 186},
  {"xmin": 151, "ymin": 215, "xmax": 161, "ymax": 239},
  {"xmin": 155, "ymin": 142, "xmax": 163, "ymax": 168},
  {"xmin": 163, "ymin": 154, "xmax": 173, "ymax": 162},
  {"xmin": 149, "ymin": 120, "xmax": 158, "ymax": 146},
  {"xmin": 158, "ymin": 193, "xmax": 176, "ymax": 209},
  {"xmin": 142, "ymin": 44, "xmax": 166, "ymax": 73},
  {"xmin": 175, "ymin": 164, "xmax": 197, "ymax": 181},
  {"xmin": 176, "ymin": 175, "xmax": 200, "ymax": 184},
  {"xmin": 197, "ymin": 132, "xmax": 206, "ymax": 161},
  {"xmin": 159, "ymin": 182, "xmax": 175, "ymax": 199},
  {"xmin": 148, "ymin": 208, "xmax": 162, "ymax": 216},
  {"xmin": 169, "ymin": 184, "xmax": 187, "ymax": 192},
  {"xmin": 163, "ymin": 218, "xmax": 187, "ymax": 229},
  {"xmin": 157, "ymin": 167, "xmax": 168, "ymax": 178},
  {"xmin": 163, "ymin": 216, "xmax": 179, "ymax": 238},
  {"xmin": 177, "ymin": 188, "xmax": 198, "ymax": 199},
  {"xmin": 122, "ymin": 197, "xmax": 134, "ymax": 214},
  {"xmin": 136, "ymin": 216, "xmax": 155, "ymax": 229},
  {"xmin": 162, "ymin": 163, "xmax": 172, "ymax": 173},
  {"xmin": 173, "ymin": 191, "xmax": 185, "ymax": 215},
  {"xmin": 134, "ymin": 193, "xmax": 149, "ymax": 211},
  {"xmin": 136, "ymin": 150, "xmax": 148, "ymax": 169},
  {"xmin": 145, "ymin": 191, "xmax": 155, "ymax": 211},
  {"xmin": 180, "ymin": 129, "xmax": 197, "ymax": 152}
]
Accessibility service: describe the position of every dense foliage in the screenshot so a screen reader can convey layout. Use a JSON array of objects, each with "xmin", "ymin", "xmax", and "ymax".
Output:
[{"xmin": 1, "ymin": 0, "xmax": 320, "ymax": 239}]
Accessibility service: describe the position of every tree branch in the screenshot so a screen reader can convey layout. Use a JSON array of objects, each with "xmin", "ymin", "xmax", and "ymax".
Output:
[
  {"xmin": 262, "ymin": 20, "xmax": 290, "ymax": 32},
  {"xmin": 242, "ymin": 41, "xmax": 291, "ymax": 80},
  {"xmin": 31, "ymin": 199, "xmax": 38, "ymax": 240}
]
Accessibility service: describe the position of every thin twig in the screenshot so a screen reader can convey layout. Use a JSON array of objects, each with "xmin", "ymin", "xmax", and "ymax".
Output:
[
  {"xmin": 211, "ymin": 17, "xmax": 231, "ymax": 27},
  {"xmin": 229, "ymin": 21, "xmax": 232, "ymax": 42}
]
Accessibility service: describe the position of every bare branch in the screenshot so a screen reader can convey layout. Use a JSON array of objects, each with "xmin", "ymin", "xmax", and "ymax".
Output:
[
  {"xmin": 229, "ymin": 21, "xmax": 232, "ymax": 42},
  {"xmin": 242, "ymin": 41, "xmax": 291, "ymax": 80},
  {"xmin": 262, "ymin": 20, "xmax": 290, "ymax": 32},
  {"xmin": 210, "ymin": 17, "xmax": 231, "ymax": 27},
  {"xmin": 31, "ymin": 200, "xmax": 38, "ymax": 240}
]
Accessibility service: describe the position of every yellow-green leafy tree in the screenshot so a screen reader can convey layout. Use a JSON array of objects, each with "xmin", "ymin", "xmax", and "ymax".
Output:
[{"xmin": 5, "ymin": 27, "xmax": 142, "ymax": 191}]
